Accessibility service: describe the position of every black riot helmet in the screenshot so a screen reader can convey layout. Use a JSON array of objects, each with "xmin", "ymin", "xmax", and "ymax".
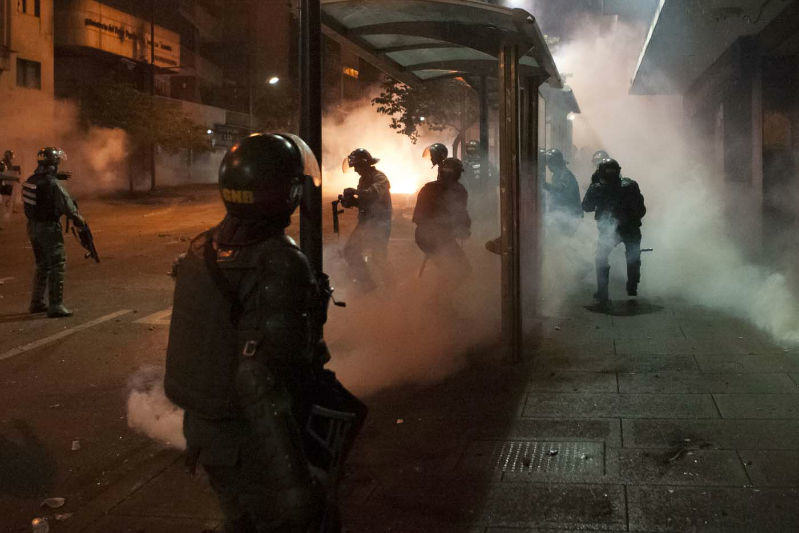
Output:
[
  {"xmin": 438, "ymin": 157, "xmax": 464, "ymax": 182},
  {"xmin": 597, "ymin": 158, "xmax": 621, "ymax": 185},
  {"xmin": 423, "ymin": 143, "xmax": 448, "ymax": 167},
  {"xmin": 546, "ymin": 148, "xmax": 565, "ymax": 169},
  {"xmin": 342, "ymin": 148, "xmax": 378, "ymax": 173},
  {"xmin": 592, "ymin": 150, "xmax": 610, "ymax": 167},
  {"xmin": 37, "ymin": 147, "xmax": 66, "ymax": 167},
  {"xmin": 218, "ymin": 133, "xmax": 321, "ymax": 223},
  {"xmin": 465, "ymin": 140, "xmax": 479, "ymax": 157}
]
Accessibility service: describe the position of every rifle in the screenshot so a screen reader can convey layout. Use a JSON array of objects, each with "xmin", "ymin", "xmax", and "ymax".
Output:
[
  {"xmin": 331, "ymin": 195, "xmax": 344, "ymax": 235},
  {"xmin": 71, "ymin": 222, "xmax": 100, "ymax": 263}
]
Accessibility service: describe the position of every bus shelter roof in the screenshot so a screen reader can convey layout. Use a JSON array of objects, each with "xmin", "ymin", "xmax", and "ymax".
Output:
[{"xmin": 321, "ymin": 0, "xmax": 562, "ymax": 87}]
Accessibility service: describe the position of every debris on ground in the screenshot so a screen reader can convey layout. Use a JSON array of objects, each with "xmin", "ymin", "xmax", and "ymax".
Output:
[
  {"xmin": 54, "ymin": 513, "xmax": 73, "ymax": 522},
  {"xmin": 40, "ymin": 497, "xmax": 65, "ymax": 509},
  {"xmin": 396, "ymin": 418, "xmax": 404, "ymax": 424},
  {"xmin": 547, "ymin": 449, "xmax": 558, "ymax": 456},
  {"xmin": 71, "ymin": 439, "xmax": 81, "ymax": 451}
]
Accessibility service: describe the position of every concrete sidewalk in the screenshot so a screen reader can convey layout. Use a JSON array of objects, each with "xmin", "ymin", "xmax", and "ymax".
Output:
[{"xmin": 73, "ymin": 295, "xmax": 799, "ymax": 532}]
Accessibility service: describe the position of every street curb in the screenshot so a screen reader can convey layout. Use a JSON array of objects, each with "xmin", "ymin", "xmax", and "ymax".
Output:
[{"xmin": 67, "ymin": 446, "xmax": 182, "ymax": 532}]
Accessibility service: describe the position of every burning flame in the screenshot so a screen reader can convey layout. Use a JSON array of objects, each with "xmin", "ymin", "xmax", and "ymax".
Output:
[{"xmin": 322, "ymin": 100, "xmax": 453, "ymax": 196}]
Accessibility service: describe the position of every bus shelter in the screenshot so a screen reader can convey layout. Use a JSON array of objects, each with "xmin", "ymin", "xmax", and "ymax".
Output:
[{"xmin": 299, "ymin": 0, "xmax": 562, "ymax": 360}]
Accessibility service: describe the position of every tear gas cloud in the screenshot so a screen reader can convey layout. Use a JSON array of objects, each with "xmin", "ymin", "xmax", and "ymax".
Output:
[
  {"xmin": 540, "ymin": 13, "xmax": 799, "ymax": 344},
  {"xmin": 127, "ymin": 366, "xmax": 186, "ymax": 450},
  {"xmin": 0, "ymin": 91, "xmax": 128, "ymax": 194}
]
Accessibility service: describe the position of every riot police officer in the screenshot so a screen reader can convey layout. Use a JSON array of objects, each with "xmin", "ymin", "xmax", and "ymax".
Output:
[
  {"xmin": 413, "ymin": 157, "xmax": 471, "ymax": 285},
  {"xmin": 544, "ymin": 149, "xmax": 582, "ymax": 234},
  {"xmin": 590, "ymin": 150, "xmax": 610, "ymax": 184},
  {"xmin": 22, "ymin": 147, "xmax": 84, "ymax": 317},
  {"xmin": 423, "ymin": 143, "xmax": 448, "ymax": 168},
  {"xmin": 340, "ymin": 148, "xmax": 392, "ymax": 291},
  {"xmin": 582, "ymin": 158, "xmax": 646, "ymax": 304},
  {"xmin": 165, "ymin": 133, "xmax": 365, "ymax": 532}
]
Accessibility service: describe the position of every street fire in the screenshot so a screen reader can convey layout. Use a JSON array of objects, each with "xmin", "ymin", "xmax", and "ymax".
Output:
[{"xmin": 322, "ymin": 98, "xmax": 452, "ymax": 196}]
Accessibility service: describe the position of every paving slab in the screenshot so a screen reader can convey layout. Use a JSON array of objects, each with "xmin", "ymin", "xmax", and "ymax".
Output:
[
  {"xmin": 622, "ymin": 419, "xmax": 799, "ymax": 450},
  {"xmin": 471, "ymin": 418, "xmax": 622, "ymax": 447},
  {"xmin": 618, "ymin": 448, "xmax": 749, "ymax": 486},
  {"xmin": 528, "ymin": 372, "xmax": 617, "ymax": 392},
  {"xmin": 615, "ymin": 337, "xmax": 771, "ymax": 356},
  {"xmin": 618, "ymin": 372, "xmax": 798, "ymax": 394},
  {"xmin": 84, "ymin": 515, "xmax": 221, "ymax": 532},
  {"xmin": 713, "ymin": 394, "xmax": 799, "ymax": 419},
  {"xmin": 532, "ymin": 339, "xmax": 616, "ymax": 358},
  {"xmin": 108, "ymin": 462, "xmax": 222, "ymax": 521},
  {"xmin": 695, "ymin": 354, "xmax": 799, "ymax": 372},
  {"xmin": 738, "ymin": 450, "xmax": 799, "ymax": 486},
  {"xmin": 533, "ymin": 354, "xmax": 698, "ymax": 373},
  {"xmin": 522, "ymin": 393, "xmax": 719, "ymax": 419},
  {"xmin": 351, "ymin": 480, "xmax": 628, "ymax": 530},
  {"xmin": 479, "ymin": 482, "xmax": 627, "ymax": 529},
  {"xmin": 627, "ymin": 485, "xmax": 799, "ymax": 532}
]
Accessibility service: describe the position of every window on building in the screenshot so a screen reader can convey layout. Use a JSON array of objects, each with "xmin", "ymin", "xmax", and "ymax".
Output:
[
  {"xmin": 16, "ymin": 59, "xmax": 41, "ymax": 89},
  {"xmin": 34, "ymin": 0, "xmax": 39, "ymax": 17},
  {"xmin": 18, "ymin": 0, "xmax": 26, "ymax": 13}
]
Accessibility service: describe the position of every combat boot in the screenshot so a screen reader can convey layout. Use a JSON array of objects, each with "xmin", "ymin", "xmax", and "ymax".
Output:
[
  {"xmin": 47, "ymin": 270, "xmax": 72, "ymax": 318},
  {"xmin": 594, "ymin": 265, "xmax": 610, "ymax": 304},
  {"xmin": 29, "ymin": 269, "xmax": 48, "ymax": 313}
]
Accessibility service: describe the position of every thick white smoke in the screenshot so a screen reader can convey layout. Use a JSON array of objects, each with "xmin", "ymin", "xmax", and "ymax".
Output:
[
  {"xmin": 541, "ymin": 15, "xmax": 799, "ymax": 344},
  {"xmin": 126, "ymin": 366, "xmax": 186, "ymax": 450},
  {"xmin": 0, "ymin": 91, "xmax": 129, "ymax": 194}
]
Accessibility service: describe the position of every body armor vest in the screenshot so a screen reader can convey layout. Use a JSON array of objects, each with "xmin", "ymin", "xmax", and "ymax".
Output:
[
  {"xmin": 165, "ymin": 231, "xmax": 241, "ymax": 419},
  {"xmin": 23, "ymin": 172, "xmax": 59, "ymax": 222}
]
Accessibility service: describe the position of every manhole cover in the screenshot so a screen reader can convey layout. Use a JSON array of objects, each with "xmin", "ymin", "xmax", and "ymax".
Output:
[{"xmin": 469, "ymin": 440, "xmax": 604, "ymax": 475}]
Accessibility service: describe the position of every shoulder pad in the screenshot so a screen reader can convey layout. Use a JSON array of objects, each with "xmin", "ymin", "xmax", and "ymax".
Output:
[{"xmin": 620, "ymin": 178, "xmax": 638, "ymax": 188}]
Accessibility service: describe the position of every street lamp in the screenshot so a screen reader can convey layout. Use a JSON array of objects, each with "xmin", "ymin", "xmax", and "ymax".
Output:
[
  {"xmin": 206, "ymin": 129, "xmax": 214, "ymax": 135},
  {"xmin": 268, "ymin": 76, "xmax": 280, "ymax": 85}
]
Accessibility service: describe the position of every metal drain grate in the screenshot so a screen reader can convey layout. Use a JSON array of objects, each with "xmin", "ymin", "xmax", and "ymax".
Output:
[{"xmin": 473, "ymin": 440, "xmax": 604, "ymax": 475}]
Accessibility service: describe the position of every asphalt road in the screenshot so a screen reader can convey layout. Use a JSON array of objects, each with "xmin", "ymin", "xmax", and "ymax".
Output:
[{"xmin": 0, "ymin": 187, "xmax": 227, "ymax": 530}]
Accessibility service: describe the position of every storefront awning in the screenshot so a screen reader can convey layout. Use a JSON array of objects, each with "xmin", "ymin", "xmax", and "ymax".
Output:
[{"xmin": 321, "ymin": 0, "xmax": 562, "ymax": 86}]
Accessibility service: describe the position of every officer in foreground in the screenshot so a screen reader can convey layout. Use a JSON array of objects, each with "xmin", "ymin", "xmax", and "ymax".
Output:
[
  {"xmin": 340, "ymin": 148, "xmax": 392, "ymax": 291},
  {"xmin": 413, "ymin": 157, "xmax": 471, "ymax": 285},
  {"xmin": 582, "ymin": 158, "xmax": 646, "ymax": 305},
  {"xmin": 22, "ymin": 147, "xmax": 84, "ymax": 317},
  {"xmin": 165, "ymin": 133, "xmax": 365, "ymax": 531},
  {"xmin": 543, "ymin": 148, "xmax": 582, "ymax": 234},
  {"xmin": 423, "ymin": 142, "xmax": 448, "ymax": 168}
]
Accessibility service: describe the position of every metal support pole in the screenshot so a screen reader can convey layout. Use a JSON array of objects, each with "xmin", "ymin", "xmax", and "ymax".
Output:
[
  {"xmin": 299, "ymin": 0, "xmax": 323, "ymax": 274},
  {"xmin": 498, "ymin": 43, "xmax": 521, "ymax": 362},
  {"xmin": 522, "ymin": 77, "xmax": 543, "ymax": 327},
  {"xmin": 149, "ymin": 0, "xmax": 156, "ymax": 191},
  {"xmin": 479, "ymin": 75, "xmax": 489, "ymax": 182}
]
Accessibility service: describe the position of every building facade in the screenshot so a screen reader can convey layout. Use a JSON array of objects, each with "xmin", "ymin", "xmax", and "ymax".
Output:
[
  {"xmin": 633, "ymin": 0, "xmax": 799, "ymax": 257},
  {"xmin": 0, "ymin": 0, "xmax": 55, "ymax": 96}
]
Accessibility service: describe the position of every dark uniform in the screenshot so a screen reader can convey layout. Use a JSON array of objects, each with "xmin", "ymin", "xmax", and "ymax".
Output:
[
  {"xmin": 165, "ymin": 133, "xmax": 365, "ymax": 532},
  {"xmin": 413, "ymin": 157, "xmax": 471, "ymax": 284},
  {"xmin": 22, "ymin": 148, "xmax": 84, "ymax": 317},
  {"xmin": 582, "ymin": 158, "xmax": 646, "ymax": 302},
  {"xmin": 544, "ymin": 149, "xmax": 582, "ymax": 234},
  {"xmin": 341, "ymin": 149, "xmax": 392, "ymax": 291}
]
